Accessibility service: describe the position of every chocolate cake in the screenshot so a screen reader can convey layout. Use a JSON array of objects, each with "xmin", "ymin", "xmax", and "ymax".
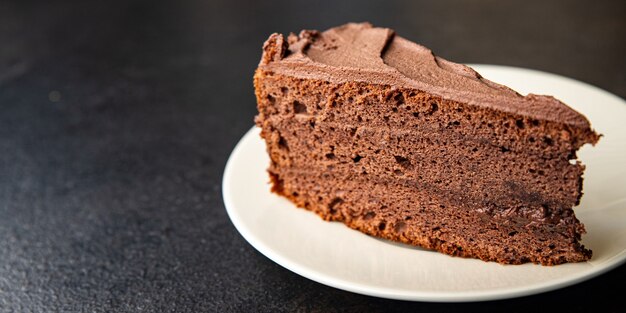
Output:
[{"xmin": 253, "ymin": 23, "xmax": 600, "ymax": 265}]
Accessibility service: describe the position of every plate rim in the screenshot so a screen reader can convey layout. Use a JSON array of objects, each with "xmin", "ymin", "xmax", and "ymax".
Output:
[{"xmin": 222, "ymin": 64, "xmax": 626, "ymax": 302}]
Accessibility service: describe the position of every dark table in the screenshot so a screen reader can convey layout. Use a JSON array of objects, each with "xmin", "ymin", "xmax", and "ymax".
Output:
[{"xmin": 1, "ymin": 0, "xmax": 624, "ymax": 311}]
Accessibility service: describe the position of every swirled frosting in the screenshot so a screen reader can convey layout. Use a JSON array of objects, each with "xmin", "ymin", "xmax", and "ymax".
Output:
[{"xmin": 259, "ymin": 22, "xmax": 591, "ymax": 127}]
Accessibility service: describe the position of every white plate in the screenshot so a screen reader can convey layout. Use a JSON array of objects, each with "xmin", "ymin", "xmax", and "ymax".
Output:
[{"xmin": 222, "ymin": 65, "xmax": 626, "ymax": 302}]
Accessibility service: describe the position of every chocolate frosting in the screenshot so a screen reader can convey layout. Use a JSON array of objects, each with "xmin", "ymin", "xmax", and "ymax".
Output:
[{"xmin": 259, "ymin": 23, "xmax": 591, "ymax": 127}]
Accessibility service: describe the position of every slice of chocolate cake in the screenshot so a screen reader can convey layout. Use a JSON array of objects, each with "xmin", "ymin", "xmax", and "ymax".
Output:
[{"xmin": 253, "ymin": 23, "xmax": 600, "ymax": 265}]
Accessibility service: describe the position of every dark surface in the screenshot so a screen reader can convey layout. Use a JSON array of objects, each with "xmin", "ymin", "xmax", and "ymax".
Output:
[{"xmin": 0, "ymin": 0, "xmax": 624, "ymax": 312}]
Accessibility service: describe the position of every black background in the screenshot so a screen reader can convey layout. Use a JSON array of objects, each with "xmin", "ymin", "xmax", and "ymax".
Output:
[{"xmin": 1, "ymin": 0, "xmax": 624, "ymax": 312}]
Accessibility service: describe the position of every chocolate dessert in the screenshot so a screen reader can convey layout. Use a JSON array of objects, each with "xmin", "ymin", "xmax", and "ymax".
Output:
[{"xmin": 253, "ymin": 23, "xmax": 600, "ymax": 265}]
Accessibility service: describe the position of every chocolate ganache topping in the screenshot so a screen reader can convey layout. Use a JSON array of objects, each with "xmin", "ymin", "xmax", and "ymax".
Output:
[{"xmin": 259, "ymin": 22, "xmax": 590, "ymax": 127}]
